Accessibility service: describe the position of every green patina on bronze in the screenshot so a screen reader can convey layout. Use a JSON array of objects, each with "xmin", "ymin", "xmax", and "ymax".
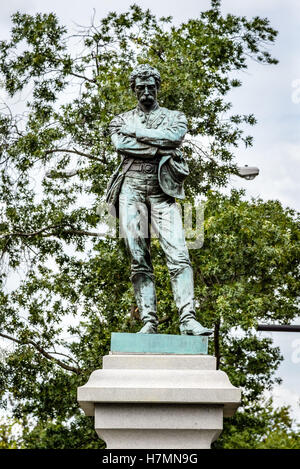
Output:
[
  {"xmin": 107, "ymin": 64, "xmax": 212, "ymax": 337},
  {"xmin": 111, "ymin": 332, "xmax": 208, "ymax": 355}
]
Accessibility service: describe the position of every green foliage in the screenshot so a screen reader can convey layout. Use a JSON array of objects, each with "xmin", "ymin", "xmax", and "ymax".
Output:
[
  {"xmin": 0, "ymin": 417, "xmax": 24, "ymax": 449},
  {"xmin": 0, "ymin": 1, "xmax": 298, "ymax": 449},
  {"xmin": 21, "ymin": 415, "xmax": 104, "ymax": 449},
  {"xmin": 214, "ymin": 401, "xmax": 300, "ymax": 449}
]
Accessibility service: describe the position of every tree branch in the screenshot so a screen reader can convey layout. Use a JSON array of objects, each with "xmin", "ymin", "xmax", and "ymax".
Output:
[
  {"xmin": 0, "ymin": 332, "xmax": 81, "ymax": 374},
  {"xmin": 45, "ymin": 169, "xmax": 79, "ymax": 179},
  {"xmin": 0, "ymin": 218, "xmax": 108, "ymax": 239},
  {"xmin": 52, "ymin": 229, "xmax": 104, "ymax": 238},
  {"xmin": 69, "ymin": 72, "xmax": 96, "ymax": 84},
  {"xmin": 0, "ymin": 223, "xmax": 63, "ymax": 238},
  {"xmin": 45, "ymin": 148, "xmax": 103, "ymax": 163},
  {"xmin": 159, "ymin": 315, "xmax": 171, "ymax": 324},
  {"xmin": 1, "ymin": 224, "xmax": 105, "ymax": 239}
]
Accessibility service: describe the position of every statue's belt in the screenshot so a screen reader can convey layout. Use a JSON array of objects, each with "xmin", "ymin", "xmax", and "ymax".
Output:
[{"xmin": 125, "ymin": 158, "xmax": 159, "ymax": 174}]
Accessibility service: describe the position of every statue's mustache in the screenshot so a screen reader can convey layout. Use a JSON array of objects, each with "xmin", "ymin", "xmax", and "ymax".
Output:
[{"xmin": 141, "ymin": 95, "xmax": 154, "ymax": 100}]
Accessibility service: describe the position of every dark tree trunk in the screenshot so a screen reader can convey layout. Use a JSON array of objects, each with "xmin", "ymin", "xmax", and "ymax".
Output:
[{"xmin": 214, "ymin": 319, "xmax": 221, "ymax": 369}]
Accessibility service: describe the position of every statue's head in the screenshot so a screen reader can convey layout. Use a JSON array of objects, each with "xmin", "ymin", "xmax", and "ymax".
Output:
[{"xmin": 130, "ymin": 64, "xmax": 161, "ymax": 108}]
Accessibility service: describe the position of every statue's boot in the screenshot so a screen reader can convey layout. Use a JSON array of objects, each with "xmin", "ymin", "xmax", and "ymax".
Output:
[
  {"xmin": 132, "ymin": 272, "xmax": 158, "ymax": 334},
  {"xmin": 179, "ymin": 311, "xmax": 213, "ymax": 336},
  {"xmin": 138, "ymin": 319, "xmax": 157, "ymax": 334},
  {"xmin": 170, "ymin": 265, "xmax": 213, "ymax": 336}
]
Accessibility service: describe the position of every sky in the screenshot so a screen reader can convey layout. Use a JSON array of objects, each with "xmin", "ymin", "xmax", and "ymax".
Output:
[{"xmin": 0, "ymin": 1, "xmax": 299, "ymax": 425}]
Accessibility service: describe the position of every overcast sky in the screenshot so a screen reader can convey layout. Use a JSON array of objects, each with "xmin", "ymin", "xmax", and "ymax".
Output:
[{"xmin": 1, "ymin": 1, "xmax": 299, "ymax": 425}]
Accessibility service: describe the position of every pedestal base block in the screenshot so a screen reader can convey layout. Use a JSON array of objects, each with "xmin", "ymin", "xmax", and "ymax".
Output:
[
  {"xmin": 95, "ymin": 404, "xmax": 223, "ymax": 449},
  {"xmin": 78, "ymin": 347, "xmax": 241, "ymax": 449}
]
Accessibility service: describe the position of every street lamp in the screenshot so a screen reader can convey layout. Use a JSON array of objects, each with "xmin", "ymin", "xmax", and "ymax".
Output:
[{"xmin": 237, "ymin": 165, "xmax": 259, "ymax": 180}]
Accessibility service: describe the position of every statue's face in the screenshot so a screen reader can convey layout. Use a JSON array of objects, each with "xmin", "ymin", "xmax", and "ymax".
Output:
[{"xmin": 134, "ymin": 76, "xmax": 157, "ymax": 107}]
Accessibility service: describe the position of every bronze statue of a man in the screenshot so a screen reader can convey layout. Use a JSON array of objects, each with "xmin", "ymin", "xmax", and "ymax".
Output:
[{"xmin": 107, "ymin": 64, "xmax": 212, "ymax": 336}]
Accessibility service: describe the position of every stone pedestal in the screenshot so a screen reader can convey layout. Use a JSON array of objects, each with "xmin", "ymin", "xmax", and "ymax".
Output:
[{"xmin": 77, "ymin": 337, "xmax": 241, "ymax": 449}]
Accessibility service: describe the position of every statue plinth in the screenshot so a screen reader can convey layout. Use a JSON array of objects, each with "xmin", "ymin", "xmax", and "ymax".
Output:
[
  {"xmin": 110, "ymin": 331, "xmax": 208, "ymax": 354},
  {"xmin": 77, "ymin": 333, "xmax": 241, "ymax": 449}
]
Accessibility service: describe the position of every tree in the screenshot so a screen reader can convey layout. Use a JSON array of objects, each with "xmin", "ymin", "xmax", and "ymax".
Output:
[
  {"xmin": 214, "ymin": 400, "xmax": 300, "ymax": 449},
  {"xmin": 0, "ymin": 417, "xmax": 23, "ymax": 449},
  {"xmin": 196, "ymin": 191, "xmax": 300, "ymax": 448},
  {"xmin": 0, "ymin": 1, "xmax": 298, "ymax": 448}
]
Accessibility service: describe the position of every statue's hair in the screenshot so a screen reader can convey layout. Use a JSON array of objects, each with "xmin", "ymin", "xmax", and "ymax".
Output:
[{"xmin": 130, "ymin": 64, "xmax": 161, "ymax": 91}]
